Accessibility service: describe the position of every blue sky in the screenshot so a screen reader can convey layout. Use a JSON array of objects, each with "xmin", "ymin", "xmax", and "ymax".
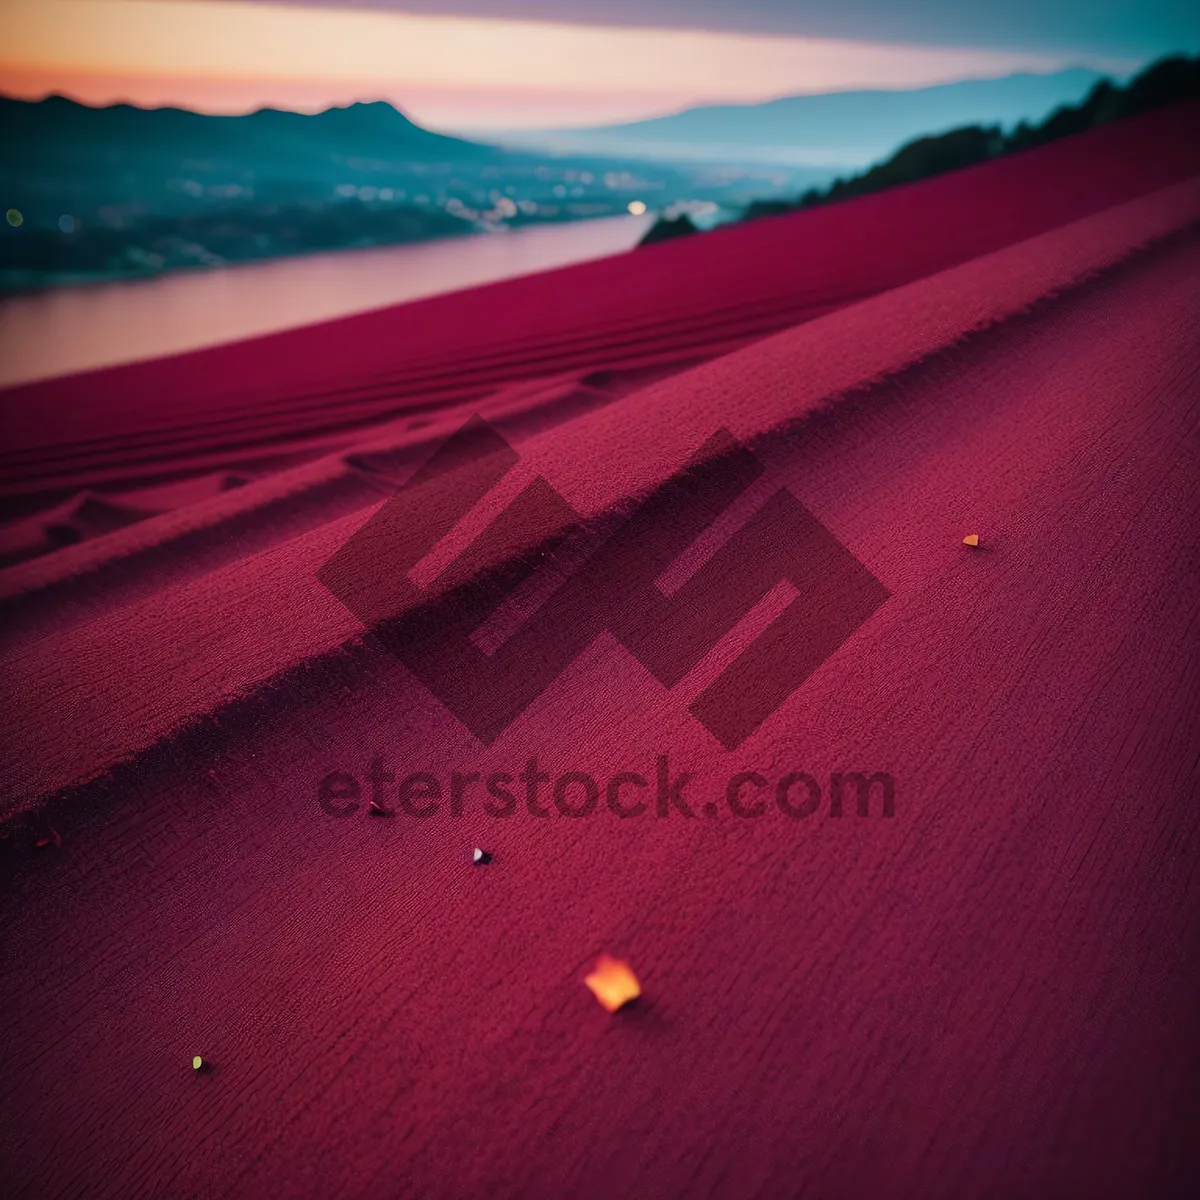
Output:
[
  {"xmin": 245, "ymin": 0, "xmax": 1200, "ymax": 58},
  {"xmin": 3, "ymin": 0, "xmax": 1195, "ymax": 128}
]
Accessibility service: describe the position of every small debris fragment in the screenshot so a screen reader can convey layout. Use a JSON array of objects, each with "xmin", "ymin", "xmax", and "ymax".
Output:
[
  {"xmin": 584, "ymin": 955, "xmax": 641, "ymax": 1012},
  {"xmin": 473, "ymin": 847, "xmax": 493, "ymax": 865},
  {"xmin": 35, "ymin": 828, "xmax": 62, "ymax": 849},
  {"xmin": 368, "ymin": 799, "xmax": 393, "ymax": 816},
  {"xmin": 962, "ymin": 533, "xmax": 980, "ymax": 547},
  {"xmin": 192, "ymin": 1056, "xmax": 204, "ymax": 1071}
]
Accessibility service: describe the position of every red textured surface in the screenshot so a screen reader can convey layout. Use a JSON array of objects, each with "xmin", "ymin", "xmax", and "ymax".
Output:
[
  {"xmin": 1, "ymin": 106, "xmax": 1199, "ymax": 1199},
  {"xmin": 2, "ymin": 100, "xmax": 1198, "ymax": 504}
]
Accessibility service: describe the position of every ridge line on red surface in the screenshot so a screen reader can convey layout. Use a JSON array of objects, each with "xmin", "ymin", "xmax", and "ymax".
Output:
[
  {"xmin": 2, "ymin": 102, "xmax": 1197, "ymax": 492},
  {"xmin": 2, "ymin": 177, "xmax": 1198, "ymax": 818}
]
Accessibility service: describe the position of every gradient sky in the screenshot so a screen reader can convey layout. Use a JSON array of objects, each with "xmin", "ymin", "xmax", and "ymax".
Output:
[{"xmin": 1, "ymin": 0, "xmax": 1195, "ymax": 129}]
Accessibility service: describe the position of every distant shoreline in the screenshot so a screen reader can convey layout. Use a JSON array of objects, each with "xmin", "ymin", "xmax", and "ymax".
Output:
[
  {"xmin": 0, "ymin": 213, "xmax": 653, "ymax": 388},
  {"xmin": 0, "ymin": 209, "xmax": 638, "ymax": 297}
]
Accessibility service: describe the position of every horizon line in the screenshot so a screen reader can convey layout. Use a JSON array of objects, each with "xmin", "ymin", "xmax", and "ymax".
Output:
[{"xmin": 0, "ymin": 58, "xmax": 1152, "ymax": 133}]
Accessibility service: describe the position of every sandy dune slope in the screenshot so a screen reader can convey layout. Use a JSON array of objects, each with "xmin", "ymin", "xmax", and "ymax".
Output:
[{"xmin": 0, "ymin": 102, "xmax": 1198, "ymax": 1200}]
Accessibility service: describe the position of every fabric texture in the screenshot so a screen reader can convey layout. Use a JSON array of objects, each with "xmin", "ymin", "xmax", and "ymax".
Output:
[{"xmin": 1, "ymin": 101, "xmax": 1198, "ymax": 1199}]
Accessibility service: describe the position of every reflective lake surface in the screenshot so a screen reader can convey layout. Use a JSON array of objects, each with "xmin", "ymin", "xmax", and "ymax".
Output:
[{"xmin": 0, "ymin": 214, "xmax": 653, "ymax": 387}]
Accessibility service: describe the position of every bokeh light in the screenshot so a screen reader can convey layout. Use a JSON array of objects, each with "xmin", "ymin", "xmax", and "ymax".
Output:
[{"xmin": 5, "ymin": 209, "xmax": 23, "ymax": 227}]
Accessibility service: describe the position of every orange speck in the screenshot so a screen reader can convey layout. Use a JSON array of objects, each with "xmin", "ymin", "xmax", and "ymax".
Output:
[
  {"xmin": 962, "ymin": 533, "xmax": 980, "ymax": 547},
  {"xmin": 584, "ymin": 954, "xmax": 641, "ymax": 1012}
]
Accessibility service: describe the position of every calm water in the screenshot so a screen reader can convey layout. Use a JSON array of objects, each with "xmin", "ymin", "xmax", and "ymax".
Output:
[{"xmin": 0, "ymin": 215, "xmax": 653, "ymax": 388}]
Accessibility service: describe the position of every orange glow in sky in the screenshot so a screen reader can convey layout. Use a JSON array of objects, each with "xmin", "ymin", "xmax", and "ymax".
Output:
[{"xmin": 0, "ymin": 0, "xmax": 1124, "ymax": 129}]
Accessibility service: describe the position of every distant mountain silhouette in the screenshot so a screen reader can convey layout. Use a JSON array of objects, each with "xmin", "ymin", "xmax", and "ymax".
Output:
[
  {"xmin": 490, "ymin": 69, "xmax": 1110, "ymax": 166},
  {"xmin": 0, "ymin": 93, "xmax": 826, "ymax": 288},
  {"xmin": 2, "ymin": 94, "xmax": 486, "ymax": 148},
  {"xmin": 740, "ymin": 54, "xmax": 1200, "ymax": 220},
  {"xmin": 1, "ymin": 95, "xmax": 491, "ymax": 183},
  {"xmin": 634, "ymin": 54, "xmax": 1199, "ymax": 247},
  {"xmin": 0, "ymin": 96, "xmax": 508, "ymax": 286}
]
